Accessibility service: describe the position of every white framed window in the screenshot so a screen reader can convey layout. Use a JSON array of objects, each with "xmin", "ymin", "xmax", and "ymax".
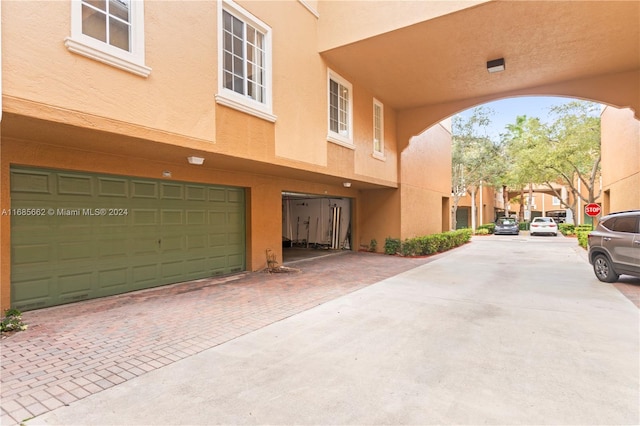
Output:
[
  {"xmin": 65, "ymin": 0, "xmax": 151, "ymax": 77},
  {"xmin": 327, "ymin": 69, "xmax": 353, "ymax": 147},
  {"xmin": 552, "ymin": 196, "xmax": 561, "ymax": 206},
  {"xmin": 373, "ymin": 98, "xmax": 385, "ymax": 159},
  {"xmin": 215, "ymin": 0, "xmax": 275, "ymax": 122}
]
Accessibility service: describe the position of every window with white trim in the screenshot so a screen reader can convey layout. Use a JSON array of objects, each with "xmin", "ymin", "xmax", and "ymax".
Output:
[
  {"xmin": 373, "ymin": 98, "xmax": 384, "ymax": 159},
  {"xmin": 65, "ymin": 0, "xmax": 151, "ymax": 77},
  {"xmin": 552, "ymin": 196, "xmax": 561, "ymax": 206},
  {"xmin": 327, "ymin": 70, "xmax": 353, "ymax": 146},
  {"xmin": 216, "ymin": 0, "xmax": 275, "ymax": 122}
]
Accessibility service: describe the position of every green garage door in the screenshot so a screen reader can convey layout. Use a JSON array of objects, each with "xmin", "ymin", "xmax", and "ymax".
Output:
[{"xmin": 10, "ymin": 168, "xmax": 245, "ymax": 311}]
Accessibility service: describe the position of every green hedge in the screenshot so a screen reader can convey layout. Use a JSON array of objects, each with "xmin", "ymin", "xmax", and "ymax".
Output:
[
  {"xmin": 559, "ymin": 223, "xmax": 575, "ymax": 235},
  {"xmin": 576, "ymin": 230, "xmax": 590, "ymax": 248},
  {"xmin": 384, "ymin": 229, "xmax": 473, "ymax": 257},
  {"xmin": 477, "ymin": 223, "xmax": 495, "ymax": 234}
]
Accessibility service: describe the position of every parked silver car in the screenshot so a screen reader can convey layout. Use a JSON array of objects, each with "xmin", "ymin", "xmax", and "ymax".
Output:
[
  {"xmin": 494, "ymin": 217, "xmax": 519, "ymax": 235},
  {"xmin": 587, "ymin": 210, "xmax": 640, "ymax": 282}
]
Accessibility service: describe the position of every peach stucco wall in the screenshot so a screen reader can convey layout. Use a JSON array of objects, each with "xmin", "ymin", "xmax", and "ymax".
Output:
[
  {"xmin": 601, "ymin": 106, "xmax": 640, "ymax": 213},
  {"xmin": 399, "ymin": 121, "xmax": 452, "ymax": 238}
]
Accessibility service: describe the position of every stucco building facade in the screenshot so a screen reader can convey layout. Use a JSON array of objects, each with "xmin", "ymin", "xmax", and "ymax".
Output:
[
  {"xmin": 600, "ymin": 106, "xmax": 640, "ymax": 214},
  {"xmin": 1, "ymin": 0, "xmax": 638, "ymax": 311}
]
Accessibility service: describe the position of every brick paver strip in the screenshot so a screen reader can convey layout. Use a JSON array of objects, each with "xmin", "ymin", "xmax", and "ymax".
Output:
[{"xmin": 1, "ymin": 251, "xmax": 435, "ymax": 425}]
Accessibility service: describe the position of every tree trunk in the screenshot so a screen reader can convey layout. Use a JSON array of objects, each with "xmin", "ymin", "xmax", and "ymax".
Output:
[{"xmin": 470, "ymin": 187, "xmax": 477, "ymax": 232}]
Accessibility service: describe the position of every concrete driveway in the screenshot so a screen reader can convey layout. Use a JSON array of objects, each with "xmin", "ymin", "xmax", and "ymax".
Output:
[{"xmin": 19, "ymin": 236, "xmax": 640, "ymax": 424}]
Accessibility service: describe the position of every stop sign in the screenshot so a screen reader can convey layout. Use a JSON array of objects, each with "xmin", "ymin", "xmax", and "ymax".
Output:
[{"xmin": 585, "ymin": 203, "xmax": 601, "ymax": 217}]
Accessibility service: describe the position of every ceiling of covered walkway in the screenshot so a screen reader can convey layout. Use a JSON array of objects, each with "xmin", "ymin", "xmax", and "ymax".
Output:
[{"xmin": 320, "ymin": 1, "xmax": 640, "ymax": 126}]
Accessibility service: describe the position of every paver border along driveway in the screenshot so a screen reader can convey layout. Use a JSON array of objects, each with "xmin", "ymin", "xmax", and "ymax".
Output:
[{"xmin": 1, "ymin": 251, "xmax": 437, "ymax": 425}]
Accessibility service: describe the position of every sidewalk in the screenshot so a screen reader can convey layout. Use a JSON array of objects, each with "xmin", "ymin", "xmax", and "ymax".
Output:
[{"xmin": 1, "ymin": 251, "xmax": 436, "ymax": 425}]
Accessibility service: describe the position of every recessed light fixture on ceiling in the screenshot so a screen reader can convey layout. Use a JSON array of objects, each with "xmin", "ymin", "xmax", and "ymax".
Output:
[{"xmin": 487, "ymin": 58, "xmax": 505, "ymax": 73}]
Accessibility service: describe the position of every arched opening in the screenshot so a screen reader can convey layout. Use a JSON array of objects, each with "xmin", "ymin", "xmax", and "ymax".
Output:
[{"xmin": 444, "ymin": 96, "xmax": 638, "ymax": 232}]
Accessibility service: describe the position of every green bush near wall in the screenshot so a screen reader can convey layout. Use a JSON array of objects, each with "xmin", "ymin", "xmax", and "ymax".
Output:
[
  {"xmin": 477, "ymin": 223, "xmax": 495, "ymax": 234},
  {"xmin": 384, "ymin": 229, "xmax": 473, "ymax": 257},
  {"xmin": 384, "ymin": 237, "xmax": 402, "ymax": 255},
  {"xmin": 559, "ymin": 223, "xmax": 575, "ymax": 235},
  {"xmin": 576, "ymin": 230, "xmax": 590, "ymax": 248}
]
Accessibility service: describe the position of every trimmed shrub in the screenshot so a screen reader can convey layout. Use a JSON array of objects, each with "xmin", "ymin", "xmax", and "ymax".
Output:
[
  {"xmin": 576, "ymin": 230, "xmax": 590, "ymax": 249},
  {"xmin": 387, "ymin": 229, "xmax": 472, "ymax": 257},
  {"xmin": 559, "ymin": 223, "xmax": 575, "ymax": 236},
  {"xmin": 384, "ymin": 237, "xmax": 401, "ymax": 255},
  {"xmin": 477, "ymin": 223, "xmax": 495, "ymax": 234}
]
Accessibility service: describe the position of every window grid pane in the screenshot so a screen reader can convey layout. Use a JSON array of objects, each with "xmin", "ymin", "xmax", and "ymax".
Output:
[
  {"xmin": 338, "ymin": 84, "xmax": 349, "ymax": 135},
  {"xmin": 82, "ymin": 0, "xmax": 131, "ymax": 52},
  {"xmin": 329, "ymin": 80, "xmax": 339, "ymax": 133},
  {"xmin": 374, "ymin": 104, "xmax": 382, "ymax": 152},
  {"xmin": 222, "ymin": 10, "xmax": 267, "ymax": 104}
]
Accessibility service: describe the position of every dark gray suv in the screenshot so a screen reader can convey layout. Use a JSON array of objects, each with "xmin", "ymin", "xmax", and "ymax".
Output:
[{"xmin": 587, "ymin": 210, "xmax": 640, "ymax": 282}]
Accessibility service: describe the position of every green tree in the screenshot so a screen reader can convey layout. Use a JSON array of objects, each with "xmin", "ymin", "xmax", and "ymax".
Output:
[
  {"xmin": 451, "ymin": 107, "xmax": 504, "ymax": 230},
  {"xmin": 501, "ymin": 115, "xmax": 552, "ymax": 221},
  {"xmin": 503, "ymin": 101, "xmax": 601, "ymax": 223}
]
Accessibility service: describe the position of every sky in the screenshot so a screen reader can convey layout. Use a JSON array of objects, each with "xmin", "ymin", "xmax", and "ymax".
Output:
[{"xmin": 455, "ymin": 96, "xmax": 595, "ymax": 141}]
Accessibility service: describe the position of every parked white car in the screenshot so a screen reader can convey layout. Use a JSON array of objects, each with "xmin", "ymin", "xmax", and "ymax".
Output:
[{"xmin": 530, "ymin": 217, "xmax": 558, "ymax": 236}]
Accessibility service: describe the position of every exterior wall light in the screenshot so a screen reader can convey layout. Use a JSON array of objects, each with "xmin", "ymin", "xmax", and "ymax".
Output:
[
  {"xmin": 187, "ymin": 156, "xmax": 205, "ymax": 165},
  {"xmin": 343, "ymin": 182, "xmax": 352, "ymax": 188},
  {"xmin": 487, "ymin": 58, "xmax": 505, "ymax": 73}
]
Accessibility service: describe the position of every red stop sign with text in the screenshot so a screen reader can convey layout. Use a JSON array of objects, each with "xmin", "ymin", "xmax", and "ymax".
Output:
[{"xmin": 585, "ymin": 203, "xmax": 601, "ymax": 217}]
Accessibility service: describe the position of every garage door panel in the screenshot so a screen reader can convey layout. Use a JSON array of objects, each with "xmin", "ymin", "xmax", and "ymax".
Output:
[
  {"xmin": 11, "ymin": 170, "xmax": 53, "ymax": 194},
  {"xmin": 132, "ymin": 209, "xmax": 159, "ymax": 225},
  {"xmin": 98, "ymin": 268, "xmax": 129, "ymax": 293},
  {"xmin": 227, "ymin": 254, "xmax": 244, "ymax": 271},
  {"xmin": 160, "ymin": 235, "xmax": 184, "ymax": 252},
  {"xmin": 58, "ymin": 271, "xmax": 93, "ymax": 297},
  {"xmin": 186, "ymin": 210, "xmax": 206, "ymax": 225},
  {"xmin": 57, "ymin": 174, "xmax": 93, "ymax": 195},
  {"xmin": 132, "ymin": 264, "xmax": 159, "ymax": 286},
  {"xmin": 11, "ymin": 168, "xmax": 246, "ymax": 310},
  {"xmin": 209, "ymin": 233, "xmax": 228, "ymax": 247},
  {"xmin": 186, "ymin": 258, "xmax": 207, "ymax": 276},
  {"xmin": 208, "ymin": 211, "xmax": 226, "ymax": 225},
  {"xmin": 161, "ymin": 261, "xmax": 184, "ymax": 280},
  {"xmin": 59, "ymin": 241, "xmax": 95, "ymax": 261},
  {"xmin": 161, "ymin": 210, "xmax": 183, "ymax": 225},
  {"xmin": 98, "ymin": 177, "xmax": 129, "ymax": 197},
  {"xmin": 208, "ymin": 188, "xmax": 226, "ymax": 202},
  {"xmin": 186, "ymin": 234, "xmax": 207, "ymax": 250},
  {"xmin": 132, "ymin": 237, "xmax": 160, "ymax": 255},
  {"xmin": 13, "ymin": 243, "xmax": 51, "ymax": 265},
  {"xmin": 227, "ymin": 189, "xmax": 243, "ymax": 203},
  {"xmin": 161, "ymin": 183, "xmax": 184, "ymax": 200},
  {"xmin": 99, "ymin": 214, "xmax": 129, "ymax": 226},
  {"xmin": 11, "ymin": 276, "xmax": 53, "ymax": 311},
  {"xmin": 186, "ymin": 186, "xmax": 206, "ymax": 201},
  {"xmin": 131, "ymin": 180, "xmax": 158, "ymax": 198}
]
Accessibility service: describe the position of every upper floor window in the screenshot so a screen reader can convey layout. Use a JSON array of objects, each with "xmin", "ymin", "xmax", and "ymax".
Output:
[
  {"xmin": 373, "ymin": 98, "xmax": 385, "ymax": 159},
  {"xmin": 65, "ymin": 0, "xmax": 151, "ymax": 77},
  {"xmin": 552, "ymin": 196, "xmax": 561, "ymax": 205},
  {"xmin": 327, "ymin": 69, "xmax": 353, "ymax": 147},
  {"xmin": 215, "ymin": 0, "xmax": 275, "ymax": 122}
]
